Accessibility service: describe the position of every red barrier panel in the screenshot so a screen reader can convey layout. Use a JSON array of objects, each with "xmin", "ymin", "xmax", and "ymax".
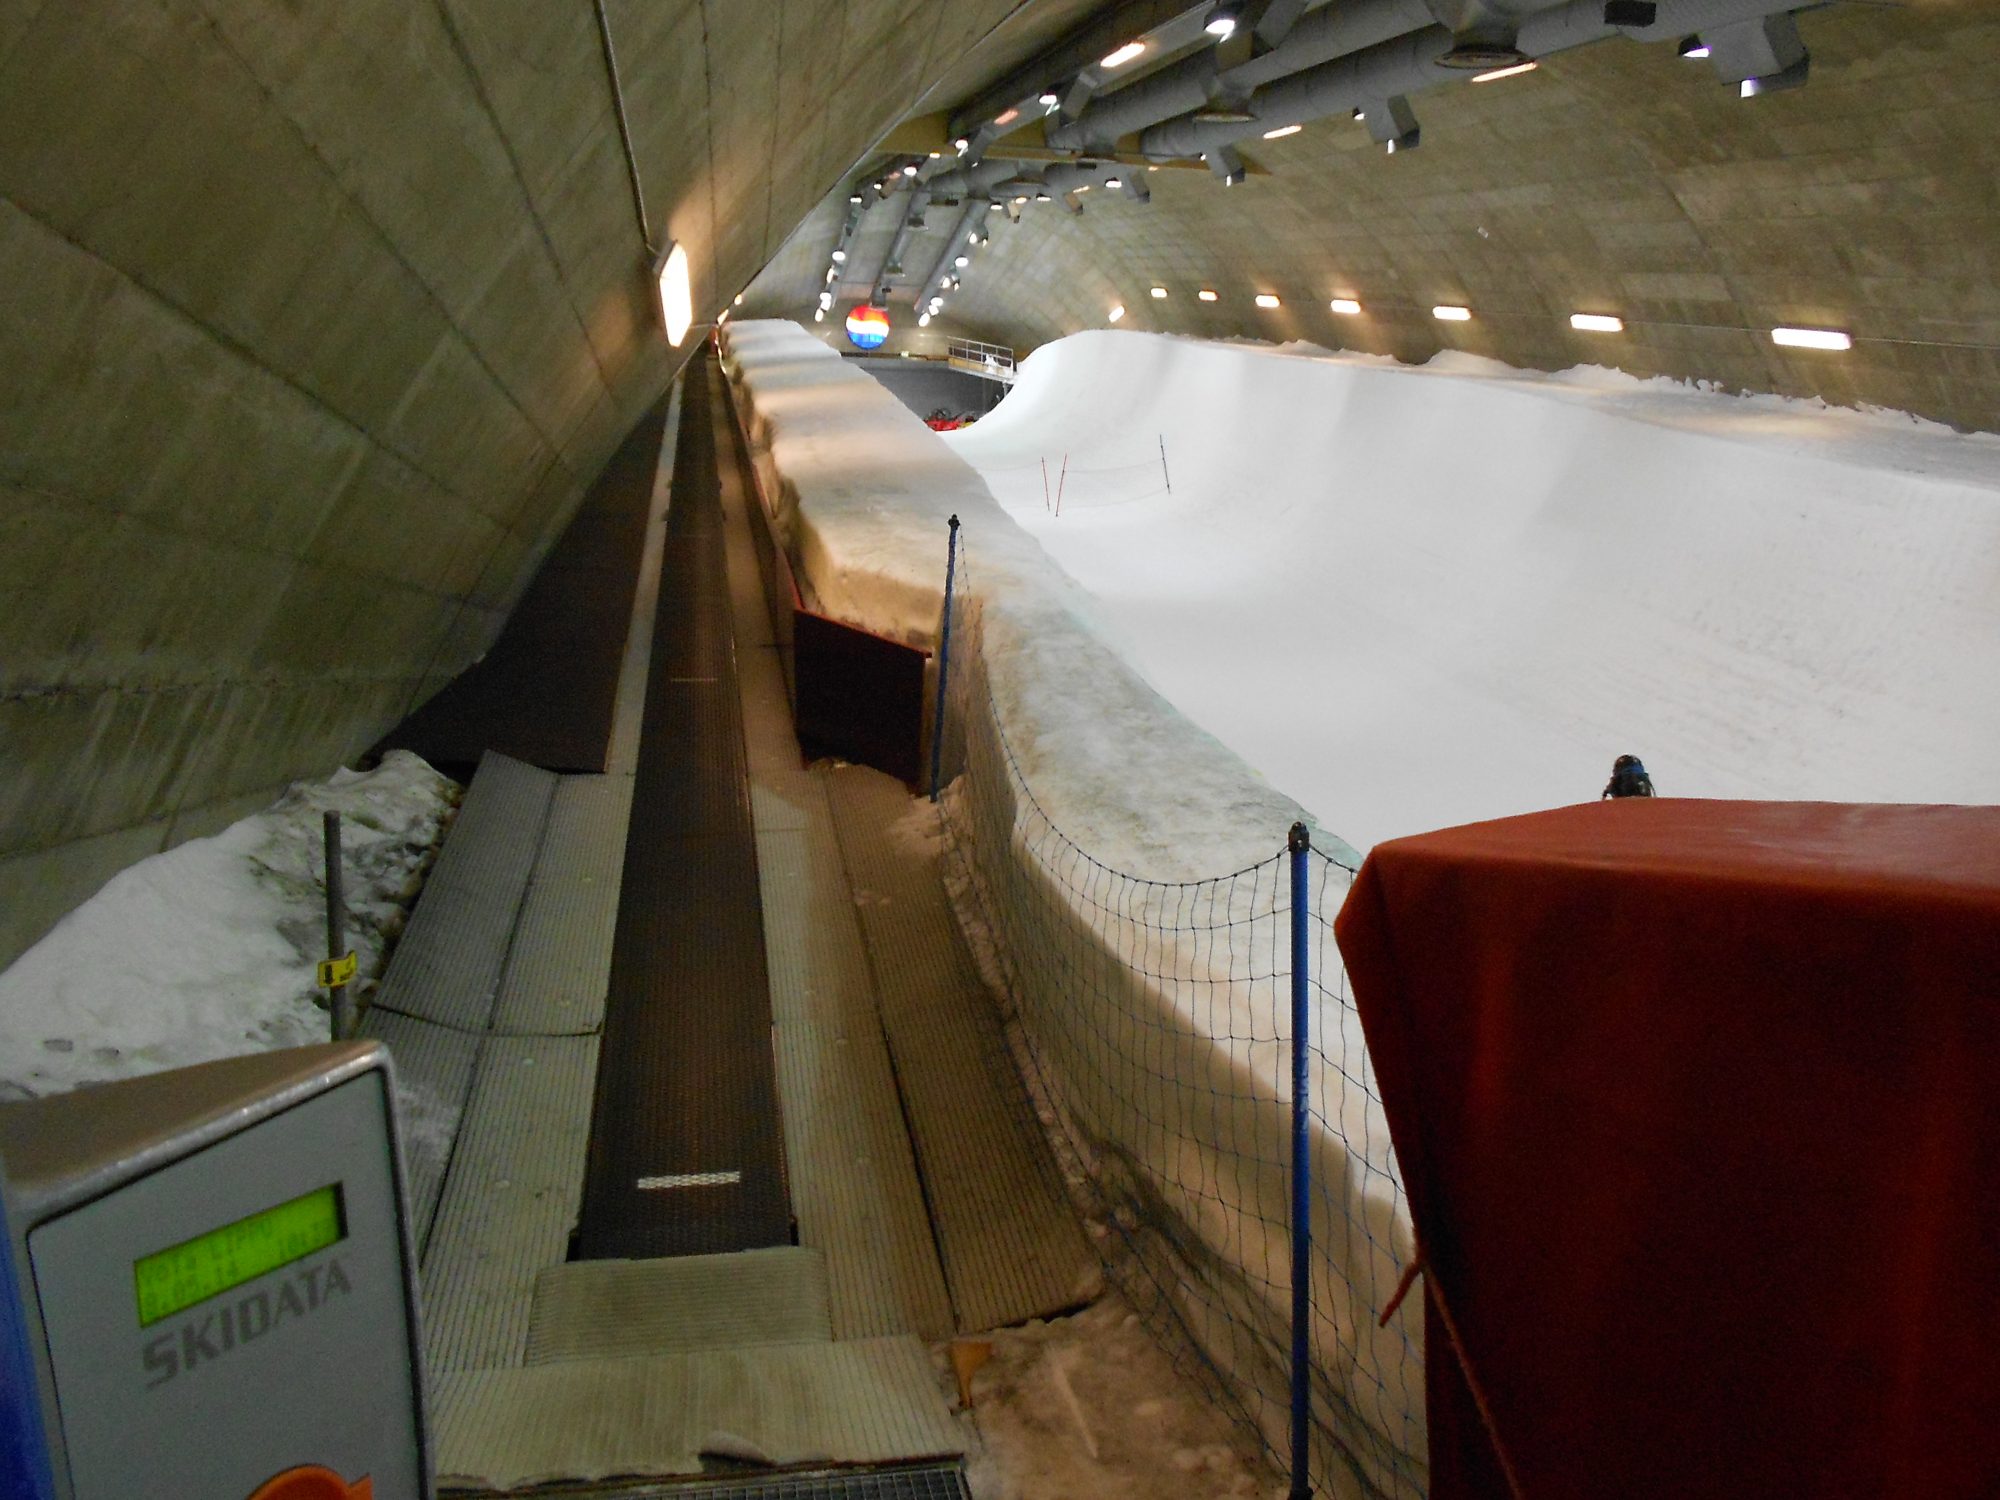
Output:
[{"xmin": 1335, "ymin": 800, "xmax": 2000, "ymax": 1500}]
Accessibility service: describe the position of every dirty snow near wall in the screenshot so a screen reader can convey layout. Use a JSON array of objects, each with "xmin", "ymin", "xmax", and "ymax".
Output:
[
  {"xmin": 0, "ymin": 752, "xmax": 458, "ymax": 1100},
  {"xmin": 945, "ymin": 332, "xmax": 2000, "ymax": 850},
  {"xmin": 722, "ymin": 321, "xmax": 1418, "ymax": 1498}
]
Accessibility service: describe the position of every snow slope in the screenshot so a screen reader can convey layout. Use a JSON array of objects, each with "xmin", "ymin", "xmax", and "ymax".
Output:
[{"xmin": 946, "ymin": 333, "xmax": 2000, "ymax": 851}]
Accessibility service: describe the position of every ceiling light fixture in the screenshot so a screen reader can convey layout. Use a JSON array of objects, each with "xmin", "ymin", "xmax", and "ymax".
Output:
[
  {"xmin": 1262, "ymin": 124, "xmax": 1303, "ymax": 139},
  {"xmin": 1255, "ymin": 293, "xmax": 1280, "ymax": 309},
  {"xmin": 955, "ymin": 256, "xmax": 970, "ymax": 267},
  {"xmin": 733, "ymin": 294, "xmax": 744, "ymax": 306},
  {"xmin": 1205, "ymin": 3, "xmax": 1243, "ymax": 39},
  {"xmin": 902, "ymin": 164, "xmax": 919, "ymax": 176},
  {"xmin": 849, "ymin": 193, "xmax": 863, "ymax": 204},
  {"xmin": 989, "ymin": 202, "xmax": 1004, "ymax": 212},
  {"xmin": 1102, "ymin": 40, "xmax": 1146, "ymax": 68},
  {"xmin": 1198, "ymin": 289, "xmax": 1219, "ymax": 302},
  {"xmin": 1039, "ymin": 91, "xmax": 1060, "ymax": 106},
  {"xmin": 919, "ymin": 312, "xmax": 932, "ymax": 327},
  {"xmin": 1105, "ymin": 176, "xmax": 1122, "ymax": 189},
  {"xmin": 1678, "ymin": 35, "xmax": 1710, "ymax": 58},
  {"xmin": 1570, "ymin": 312, "xmax": 1624, "ymax": 333},
  {"xmin": 1471, "ymin": 60, "xmax": 1538, "ymax": 83},
  {"xmin": 994, "ymin": 107, "xmax": 1020, "ymax": 126},
  {"xmin": 832, "ymin": 249, "xmax": 846, "ymax": 262},
  {"xmin": 814, "ymin": 308, "xmax": 825, "ymax": 321},
  {"xmin": 954, "ymin": 137, "xmax": 970, "ymax": 152},
  {"xmin": 1330, "ymin": 298, "xmax": 1362, "ymax": 315},
  {"xmin": 1109, "ymin": 304, "xmax": 1126, "ymax": 322},
  {"xmin": 1433, "ymin": 304, "xmax": 1471, "ymax": 321},
  {"xmin": 1771, "ymin": 326, "xmax": 1851, "ymax": 350},
  {"xmin": 1150, "ymin": 286, "xmax": 1168, "ymax": 299}
]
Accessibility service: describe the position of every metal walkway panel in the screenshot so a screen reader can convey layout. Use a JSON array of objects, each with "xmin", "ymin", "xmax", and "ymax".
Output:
[
  {"xmin": 493, "ymin": 774, "xmax": 632, "ymax": 1036},
  {"xmin": 755, "ymin": 822, "xmax": 885, "ymax": 1033},
  {"xmin": 823, "ymin": 764, "xmax": 1100, "ymax": 1334},
  {"xmin": 371, "ymin": 750, "xmax": 557, "ymax": 1033},
  {"xmin": 773, "ymin": 1018, "xmax": 954, "ymax": 1343},
  {"xmin": 526, "ymin": 1247, "xmax": 831, "ymax": 1363},
  {"xmin": 419, "ymin": 1034, "xmax": 599, "ymax": 1372},
  {"xmin": 431, "ymin": 1337, "xmax": 964, "ymax": 1490},
  {"xmin": 357, "ymin": 1007, "xmax": 481, "ymax": 1260}
]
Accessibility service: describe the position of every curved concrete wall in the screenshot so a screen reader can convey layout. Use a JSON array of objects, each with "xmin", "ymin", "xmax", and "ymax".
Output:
[{"xmin": 0, "ymin": 0, "xmax": 1043, "ymax": 967}]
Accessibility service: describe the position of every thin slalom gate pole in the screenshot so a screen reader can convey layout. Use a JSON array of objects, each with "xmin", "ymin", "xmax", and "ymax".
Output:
[
  {"xmin": 1041, "ymin": 456, "xmax": 1050, "ymax": 511},
  {"xmin": 1160, "ymin": 433, "xmax": 1172, "ymax": 495},
  {"xmin": 928, "ymin": 514, "xmax": 961, "ymax": 803},
  {"xmin": 1288, "ymin": 820, "xmax": 1314, "ymax": 1500},
  {"xmin": 1055, "ymin": 454, "xmax": 1068, "ymax": 516}
]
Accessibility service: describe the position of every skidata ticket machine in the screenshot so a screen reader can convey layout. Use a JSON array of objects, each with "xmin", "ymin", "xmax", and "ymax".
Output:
[{"xmin": 0, "ymin": 1041, "xmax": 431, "ymax": 1499}]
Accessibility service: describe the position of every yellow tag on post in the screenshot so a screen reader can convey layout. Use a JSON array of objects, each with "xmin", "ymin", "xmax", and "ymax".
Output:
[{"xmin": 316, "ymin": 952, "xmax": 358, "ymax": 989}]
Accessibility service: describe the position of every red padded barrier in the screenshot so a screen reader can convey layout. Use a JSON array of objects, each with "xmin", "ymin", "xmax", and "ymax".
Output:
[{"xmin": 1336, "ymin": 800, "xmax": 2000, "ymax": 1500}]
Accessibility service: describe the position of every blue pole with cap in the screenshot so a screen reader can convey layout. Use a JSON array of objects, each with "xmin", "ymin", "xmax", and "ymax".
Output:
[{"xmin": 1288, "ymin": 820, "xmax": 1314, "ymax": 1500}]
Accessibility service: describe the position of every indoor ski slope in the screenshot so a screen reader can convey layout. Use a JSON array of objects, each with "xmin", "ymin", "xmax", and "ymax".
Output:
[{"xmin": 945, "ymin": 333, "xmax": 2000, "ymax": 852}]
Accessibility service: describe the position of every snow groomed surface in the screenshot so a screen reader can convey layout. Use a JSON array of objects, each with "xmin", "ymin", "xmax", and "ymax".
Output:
[{"xmin": 946, "ymin": 332, "xmax": 2000, "ymax": 851}]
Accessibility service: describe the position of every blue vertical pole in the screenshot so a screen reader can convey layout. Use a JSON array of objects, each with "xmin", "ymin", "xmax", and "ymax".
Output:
[
  {"xmin": 1288, "ymin": 821, "xmax": 1314, "ymax": 1500},
  {"xmin": 928, "ymin": 514, "xmax": 960, "ymax": 803}
]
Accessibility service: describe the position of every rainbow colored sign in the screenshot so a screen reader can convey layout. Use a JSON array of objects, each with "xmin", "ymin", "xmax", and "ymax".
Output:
[{"xmin": 845, "ymin": 305, "xmax": 890, "ymax": 350}]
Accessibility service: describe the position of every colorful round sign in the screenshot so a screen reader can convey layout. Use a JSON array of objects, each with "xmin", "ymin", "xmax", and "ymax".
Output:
[{"xmin": 845, "ymin": 305, "xmax": 890, "ymax": 350}]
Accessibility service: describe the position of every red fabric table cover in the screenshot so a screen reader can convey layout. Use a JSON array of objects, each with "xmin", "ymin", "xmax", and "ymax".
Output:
[{"xmin": 1333, "ymin": 800, "xmax": 2000, "ymax": 1500}]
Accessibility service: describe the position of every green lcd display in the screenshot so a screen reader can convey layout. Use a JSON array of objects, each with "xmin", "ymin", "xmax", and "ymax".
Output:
[{"xmin": 132, "ymin": 1183, "xmax": 346, "ymax": 1328}]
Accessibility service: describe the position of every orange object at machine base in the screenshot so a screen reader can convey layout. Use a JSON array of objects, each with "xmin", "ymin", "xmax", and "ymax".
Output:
[{"xmin": 247, "ymin": 1465, "xmax": 373, "ymax": 1500}]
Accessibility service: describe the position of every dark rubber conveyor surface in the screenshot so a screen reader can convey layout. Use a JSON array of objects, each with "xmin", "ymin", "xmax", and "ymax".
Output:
[
  {"xmin": 575, "ymin": 350, "xmax": 792, "ymax": 1259},
  {"xmin": 375, "ymin": 399, "xmax": 667, "ymax": 776}
]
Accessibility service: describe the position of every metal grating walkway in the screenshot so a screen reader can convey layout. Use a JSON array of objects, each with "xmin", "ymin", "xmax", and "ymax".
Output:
[
  {"xmin": 575, "ymin": 350, "xmax": 791, "ymax": 1259},
  {"xmin": 557, "ymin": 1463, "xmax": 973, "ymax": 1499},
  {"xmin": 431, "ymin": 1337, "xmax": 962, "ymax": 1489},
  {"xmin": 823, "ymin": 763, "xmax": 1101, "ymax": 1334}
]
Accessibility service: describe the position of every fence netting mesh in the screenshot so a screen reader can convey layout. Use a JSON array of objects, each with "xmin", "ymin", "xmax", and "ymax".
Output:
[{"xmin": 934, "ymin": 540, "xmax": 1428, "ymax": 1500}]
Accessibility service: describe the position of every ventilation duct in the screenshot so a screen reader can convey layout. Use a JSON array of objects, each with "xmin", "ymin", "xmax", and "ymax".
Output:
[{"xmin": 1138, "ymin": 0, "xmax": 1815, "ymax": 158}]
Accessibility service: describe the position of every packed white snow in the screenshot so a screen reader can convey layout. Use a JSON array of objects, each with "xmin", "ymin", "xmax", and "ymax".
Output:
[
  {"xmin": 0, "ymin": 752, "xmax": 459, "ymax": 1099},
  {"xmin": 945, "ymin": 332, "xmax": 2000, "ymax": 850}
]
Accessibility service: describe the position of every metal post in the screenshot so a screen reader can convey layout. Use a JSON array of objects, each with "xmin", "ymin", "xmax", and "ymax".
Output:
[
  {"xmin": 1288, "ymin": 820, "xmax": 1314, "ymax": 1500},
  {"xmin": 324, "ymin": 811, "xmax": 349, "ymax": 1040},
  {"xmin": 1055, "ymin": 454, "xmax": 1068, "ymax": 517},
  {"xmin": 1160, "ymin": 433, "xmax": 1172, "ymax": 495},
  {"xmin": 928, "ymin": 514, "xmax": 961, "ymax": 803}
]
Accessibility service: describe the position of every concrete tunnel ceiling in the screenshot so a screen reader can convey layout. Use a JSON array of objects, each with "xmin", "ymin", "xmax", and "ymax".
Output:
[
  {"xmin": 0, "ymin": 0, "xmax": 1993, "ymax": 970},
  {"xmin": 745, "ymin": 0, "xmax": 1999, "ymax": 433}
]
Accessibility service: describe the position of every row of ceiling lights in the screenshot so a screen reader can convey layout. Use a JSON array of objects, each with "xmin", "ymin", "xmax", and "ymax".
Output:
[{"xmin": 1106, "ymin": 291, "xmax": 1852, "ymax": 350}]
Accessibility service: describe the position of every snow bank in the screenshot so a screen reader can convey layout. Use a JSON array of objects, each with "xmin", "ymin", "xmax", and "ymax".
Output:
[
  {"xmin": 0, "ymin": 751, "xmax": 459, "ymax": 1099},
  {"xmin": 947, "ymin": 332, "xmax": 2000, "ymax": 850},
  {"xmin": 721, "ymin": 322, "xmax": 1417, "ymax": 1497}
]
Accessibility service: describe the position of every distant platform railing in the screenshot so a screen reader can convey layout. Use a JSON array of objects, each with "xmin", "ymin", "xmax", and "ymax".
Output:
[{"xmin": 947, "ymin": 338, "xmax": 1016, "ymax": 385}]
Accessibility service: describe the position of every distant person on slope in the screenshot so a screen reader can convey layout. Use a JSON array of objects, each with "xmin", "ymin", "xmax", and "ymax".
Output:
[{"xmin": 1603, "ymin": 755, "xmax": 1656, "ymax": 799}]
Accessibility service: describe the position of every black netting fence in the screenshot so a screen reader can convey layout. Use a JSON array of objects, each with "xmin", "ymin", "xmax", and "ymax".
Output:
[{"xmin": 931, "ymin": 533, "xmax": 1427, "ymax": 1500}]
